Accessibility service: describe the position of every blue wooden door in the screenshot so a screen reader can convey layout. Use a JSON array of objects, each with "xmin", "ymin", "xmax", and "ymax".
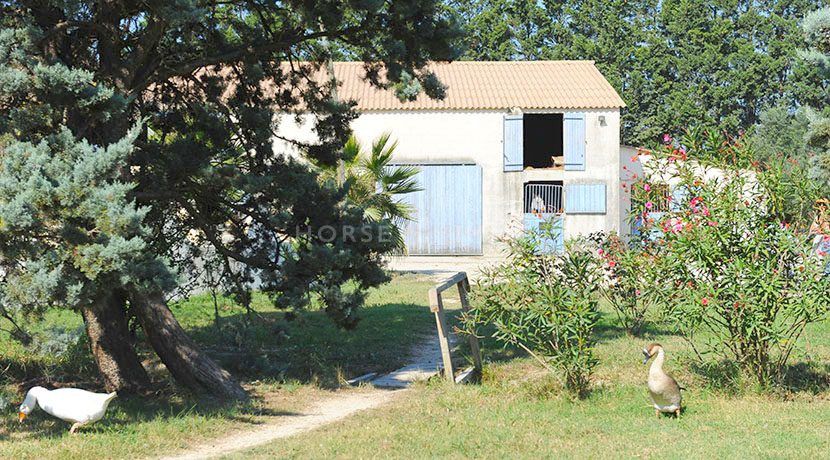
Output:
[
  {"xmin": 523, "ymin": 213, "xmax": 564, "ymax": 253},
  {"xmin": 632, "ymin": 212, "xmax": 665, "ymax": 240},
  {"xmin": 399, "ymin": 164, "xmax": 482, "ymax": 255}
]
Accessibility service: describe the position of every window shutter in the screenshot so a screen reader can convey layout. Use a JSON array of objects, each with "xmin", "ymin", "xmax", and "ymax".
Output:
[
  {"xmin": 503, "ymin": 114, "xmax": 523, "ymax": 172},
  {"xmin": 565, "ymin": 183, "xmax": 606, "ymax": 214},
  {"xmin": 564, "ymin": 112, "xmax": 586, "ymax": 171}
]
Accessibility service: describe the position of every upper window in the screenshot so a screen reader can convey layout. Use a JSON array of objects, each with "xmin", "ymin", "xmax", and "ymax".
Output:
[
  {"xmin": 523, "ymin": 114, "xmax": 564, "ymax": 169},
  {"xmin": 503, "ymin": 113, "xmax": 585, "ymax": 172}
]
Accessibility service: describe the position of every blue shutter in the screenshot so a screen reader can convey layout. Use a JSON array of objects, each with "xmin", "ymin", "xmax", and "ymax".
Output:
[
  {"xmin": 503, "ymin": 114, "xmax": 523, "ymax": 172},
  {"xmin": 564, "ymin": 112, "xmax": 586, "ymax": 171},
  {"xmin": 565, "ymin": 183, "xmax": 606, "ymax": 214}
]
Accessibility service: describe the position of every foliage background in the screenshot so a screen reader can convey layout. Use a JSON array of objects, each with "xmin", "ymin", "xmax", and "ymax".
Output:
[{"xmin": 449, "ymin": 0, "xmax": 830, "ymax": 148}]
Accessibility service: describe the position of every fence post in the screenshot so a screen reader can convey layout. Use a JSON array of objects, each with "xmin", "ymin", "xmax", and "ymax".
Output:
[
  {"xmin": 456, "ymin": 277, "xmax": 482, "ymax": 373},
  {"xmin": 429, "ymin": 287, "xmax": 455, "ymax": 383}
]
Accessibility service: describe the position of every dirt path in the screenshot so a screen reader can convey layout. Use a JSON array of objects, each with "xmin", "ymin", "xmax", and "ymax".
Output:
[
  {"xmin": 159, "ymin": 388, "xmax": 403, "ymax": 460},
  {"xmin": 159, "ymin": 336, "xmax": 443, "ymax": 459}
]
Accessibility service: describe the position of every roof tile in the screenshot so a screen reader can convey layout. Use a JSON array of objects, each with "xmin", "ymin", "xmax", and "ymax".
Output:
[{"xmin": 332, "ymin": 61, "xmax": 626, "ymax": 111}]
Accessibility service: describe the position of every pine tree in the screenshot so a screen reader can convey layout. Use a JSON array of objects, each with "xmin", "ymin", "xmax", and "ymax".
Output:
[
  {"xmin": 801, "ymin": 7, "xmax": 830, "ymax": 193},
  {"xmin": 0, "ymin": 2, "xmax": 461, "ymax": 400}
]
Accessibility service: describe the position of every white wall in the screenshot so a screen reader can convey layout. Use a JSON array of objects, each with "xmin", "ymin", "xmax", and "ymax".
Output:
[
  {"xmin": 275, "ymin": 108, "xmax": 622, "ymax": 257},
  {"xmin": 619, "ymin": 147, "xmax": 760, "ymax": 241}
]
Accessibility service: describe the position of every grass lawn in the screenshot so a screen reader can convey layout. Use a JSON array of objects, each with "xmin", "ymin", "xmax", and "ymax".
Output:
[
  {"xmin": 235, "ymin": 308, "xmax": 830, "ymax": 459},
  {"xmin": 4, "ymin": 273, "xmax": 830, "ymax": 459},
  {"xmin": 0, "ymin": 273, "xmax": 439, "ymax": 459}
]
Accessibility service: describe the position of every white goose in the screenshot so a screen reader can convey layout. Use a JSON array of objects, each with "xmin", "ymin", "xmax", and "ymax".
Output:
[
  {"xmin": 642, "ymin": 343, "xmax": 683, "ymax": 418},
  {"xmin": 18, "ymin": 386, "xmax": 118, "ymax": 433}
]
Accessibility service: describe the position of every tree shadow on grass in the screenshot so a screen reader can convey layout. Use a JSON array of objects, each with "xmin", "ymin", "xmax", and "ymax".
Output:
[
  {"xmin": 780, "ymin": 361, "xmax": 830, "ymax": 395},
  {"xmin": 2, "ymin": 297, "xmax": 437, "ymax": 438},
  {"xmin": 688, "ymin": 359, "xmax": 742, "ymax": 393},
  {"xmin": 184, "ymin": 301, "xmax": 436, "ymax": 388},
  {"xmin": 0, "ymin": 286, "xmax": 443, "ymax": 442},
  {"xmin": 0, "ymin": 298, "xmax": 437, "ymax": 393},
  {"xmin": 687, "ymin": 359, "xmax": 830, "ymax": 395},
  {"xmin": 593, "ymin": 322, "xmax": 628, "ymax": 342}
]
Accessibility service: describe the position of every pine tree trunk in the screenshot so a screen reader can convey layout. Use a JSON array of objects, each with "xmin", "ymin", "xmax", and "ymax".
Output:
[
  {"xmin": 81, "ymin": 292, "xmax": 150, "ymax": 393},
  {"xmin": 130, "ymin": 289, "xmax": 248, "ymax": 401}
]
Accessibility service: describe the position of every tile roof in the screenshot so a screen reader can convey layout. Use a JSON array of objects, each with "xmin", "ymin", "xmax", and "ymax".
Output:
[{"xmin": 332, "ymin": 61, "xmax": 626, "ymax": 111}]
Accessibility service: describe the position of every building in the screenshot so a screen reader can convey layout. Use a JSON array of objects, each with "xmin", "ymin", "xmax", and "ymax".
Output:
[{"xmin": 278, "ymin": 61, "xmax": 627, "ymax": 263}]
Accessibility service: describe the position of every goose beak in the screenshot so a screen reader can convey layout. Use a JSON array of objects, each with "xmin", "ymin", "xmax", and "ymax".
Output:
[
  {"xmin": 642, "ymin": 349, "xmax": 651, "ymax": 365},
  {"xmin": 18, "ymin": 412, "xmax": 26, "ymax": 423}
]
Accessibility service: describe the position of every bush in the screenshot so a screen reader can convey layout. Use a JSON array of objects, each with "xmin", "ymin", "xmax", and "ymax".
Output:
[
  {"xmin": 466, "ymin": 226, "xmax": 602, "ymax": 398},
  {"xmin": 595, "ymin": 232, "xmax": 662, "ymax": 336},
  {"xmin": 635, "ymin": 132, "xmax": 830, "ymax": 387}
]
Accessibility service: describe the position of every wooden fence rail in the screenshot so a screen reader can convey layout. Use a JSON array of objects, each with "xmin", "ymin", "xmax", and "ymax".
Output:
[{"xmin": 428, "ymin": 271, "xmax": 482, "ymax": 383}]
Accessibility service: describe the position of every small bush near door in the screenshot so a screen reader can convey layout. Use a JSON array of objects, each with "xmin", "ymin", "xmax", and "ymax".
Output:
[
  {"xmin": 595, "ymin": 232, "xmax": 662, "ymax": 336},
  {"xmin": 465, "ymin": 226, "xmax": 602, "ymax": 398}
]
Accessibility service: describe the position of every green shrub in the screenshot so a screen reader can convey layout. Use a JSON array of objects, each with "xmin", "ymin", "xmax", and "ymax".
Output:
[
  {"xmin": 595, "ymin": 232, "xmax": 662, "ymax": 336},
  {"xmin": 466, "ymin": 226, "xmax": 601, "ymax": 398},
  {"xmin": 635, "ymin": 132, "xmax": 830, "ymax": 387}
]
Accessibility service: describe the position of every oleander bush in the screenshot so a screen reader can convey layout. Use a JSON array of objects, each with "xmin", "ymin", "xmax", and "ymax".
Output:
[
  {"xmin": 466, "ymin": 224, "xmax": 602, "ymax": 398},
  {"xmin": 633, "ymin": 131, "xmax": 830, "ymax": 387},
  {"xmin": 595, "ymin": 232, "xmax": 662, "ymax": 336}
]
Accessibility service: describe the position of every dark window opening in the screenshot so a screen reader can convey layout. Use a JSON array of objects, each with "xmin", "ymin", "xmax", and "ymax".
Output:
[
  {"xmin": 524, "ymin": 181, "xmax": 564, "ymax": 214},
  {"xmin": 523, "ymin": 114, "xmax": 563, "ymax": 169}
]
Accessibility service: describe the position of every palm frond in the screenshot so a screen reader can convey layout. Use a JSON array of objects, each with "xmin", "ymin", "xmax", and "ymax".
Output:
[
  {"xmin": 342, "ymin": 135, "xmax": 362, "ymax": 167},
  {"xmin": 325, "ymin": 133, "xmax": 421, "ymax": 253}
]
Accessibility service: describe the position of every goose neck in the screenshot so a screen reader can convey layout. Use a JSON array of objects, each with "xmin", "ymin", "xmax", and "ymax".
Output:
[{"xmin": 649, "ymin": 349, "xmax": 666, "ymax": 376}]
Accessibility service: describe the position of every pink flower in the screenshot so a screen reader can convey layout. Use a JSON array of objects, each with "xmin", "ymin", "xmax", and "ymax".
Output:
[
  {"xmin": 701, "ymin": 297, "xmax": 709, "ymax": 306},
  {"xmin": 609, "ymin": 260, "xmax": 617, "ymax": 268},
  {"xmin": 643, "ymin": 183, "xmax": 651, "ymax": 192},
  {"xmin": 635, "ymin": 289, "xmax": 642, "ymax": 296},
  {"xmin": 598, "ymin": 249, "xmax": 605, "ymax": 256},
  {"xmin": 663, "ymin": 133, "xmax": 672, "ymax": 143},
  {"xmin": 707, "ymin": 220, "xmax": 718, "ymax": 227},
  {"xmin": 645, "ymin": 201, "xmax": 654, "ymax": 210}
]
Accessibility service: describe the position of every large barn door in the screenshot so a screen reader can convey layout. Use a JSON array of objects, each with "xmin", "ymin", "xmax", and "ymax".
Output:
[{"xmin": 399, "ymin": 164, "xmax": 483, "ymax": 255}]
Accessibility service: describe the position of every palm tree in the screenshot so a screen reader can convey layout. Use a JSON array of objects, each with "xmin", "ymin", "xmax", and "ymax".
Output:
[{"xmin": 322, "ymin": 132, "xmax": 421, "ymax": 251}]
